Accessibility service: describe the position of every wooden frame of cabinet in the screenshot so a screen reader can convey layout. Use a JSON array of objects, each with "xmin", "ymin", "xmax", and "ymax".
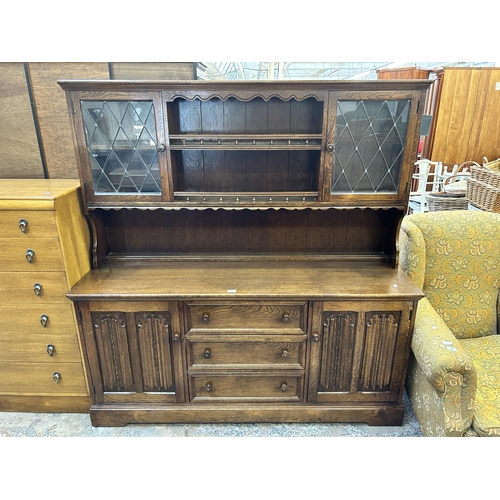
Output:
[{"xmin": 59, "ymin": 79, "xmax": 429, "ymax": 426}]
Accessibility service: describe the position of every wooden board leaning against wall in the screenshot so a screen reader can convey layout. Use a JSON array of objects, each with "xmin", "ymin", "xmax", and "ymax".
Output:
[
  {"xmin": 426, "ymin": 67, "xmax": 500, "ymax": 165},
  {"xmin": 0, "ymin": 62, "xmax": 197, "ymax": 179}
]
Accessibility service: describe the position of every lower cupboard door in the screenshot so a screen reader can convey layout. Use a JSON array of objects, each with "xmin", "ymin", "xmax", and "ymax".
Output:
[
  {"xmin": 81, "ymin": 302, "xmax": 183, "ymax": 404},
  {"xmin": 308, "ymin": 301, "xmax": 415, "ymax": 403}
]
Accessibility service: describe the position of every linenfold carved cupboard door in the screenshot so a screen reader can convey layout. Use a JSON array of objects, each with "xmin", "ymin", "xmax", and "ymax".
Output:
[
  {"xmin": 78, "ymin": 301, "xmax": 185, "ymax": 403},
  {"xmin": 307, "ymin": 300, "xmax": 415, "ymax": 403}
]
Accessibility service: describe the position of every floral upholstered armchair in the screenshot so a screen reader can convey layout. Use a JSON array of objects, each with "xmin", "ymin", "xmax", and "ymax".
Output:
[{"xmin": 399, "ymin": 210, "xmax": 500, "ymax": 436}]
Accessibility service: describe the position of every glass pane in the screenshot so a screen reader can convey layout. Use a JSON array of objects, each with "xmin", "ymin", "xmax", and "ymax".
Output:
[
  {"xmin": 81, "ymin": 100, "xmax": 161, "ymax": 195},
  {"xmin": 331, "ymin": 99, "xmax": 410, "ymax": 194}
]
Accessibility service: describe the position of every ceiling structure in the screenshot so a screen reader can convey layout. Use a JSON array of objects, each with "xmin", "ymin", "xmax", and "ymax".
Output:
[{"xmin": 199, "ymin": 62, "xmax": 496, "ymax": 80}]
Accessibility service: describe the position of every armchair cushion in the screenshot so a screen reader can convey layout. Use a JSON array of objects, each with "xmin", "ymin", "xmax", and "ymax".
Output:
[{"xmin": 461, "ymin": 335, "xmax": 500, "ymax": 436}]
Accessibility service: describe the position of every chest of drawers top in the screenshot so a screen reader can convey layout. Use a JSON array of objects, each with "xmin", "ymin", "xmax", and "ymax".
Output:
[{"xmin": 0, "ymin": 179, "xmax": 81, "ymax": 211}]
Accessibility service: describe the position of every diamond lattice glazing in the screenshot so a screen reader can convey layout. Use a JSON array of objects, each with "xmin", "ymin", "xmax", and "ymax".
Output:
[
  {"xmin": 331, "ymin": 100, "xmax": 410, "ymax": 193},
  {"xmin": 81, "ymin": 100, "xmax": 161, "ymax": 194}
]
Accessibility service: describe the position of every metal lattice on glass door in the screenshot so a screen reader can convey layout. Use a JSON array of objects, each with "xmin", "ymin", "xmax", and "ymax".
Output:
[
  {"xmin": 331, "ymin": 100, "xmax": 410, "ymax": 193},
  {"xmin": 81, "ymin": 100, "xmax": 161, "ymax": 194}
]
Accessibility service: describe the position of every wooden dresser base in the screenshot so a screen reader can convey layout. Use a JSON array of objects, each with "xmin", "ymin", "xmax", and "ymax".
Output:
[{"xmin": 89, "ymin": 402, "xmax": 405, "ymax": 427}]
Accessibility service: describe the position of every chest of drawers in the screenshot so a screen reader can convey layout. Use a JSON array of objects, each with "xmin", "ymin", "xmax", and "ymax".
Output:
[{"xmin": 0, "ymin": 180, "xmax": 92, "ymax": 412}]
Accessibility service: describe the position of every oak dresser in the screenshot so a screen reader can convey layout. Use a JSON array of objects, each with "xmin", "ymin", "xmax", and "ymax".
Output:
[{"xmin": 58, "ymin": 79, "xmax": 429, "ymax": 426}]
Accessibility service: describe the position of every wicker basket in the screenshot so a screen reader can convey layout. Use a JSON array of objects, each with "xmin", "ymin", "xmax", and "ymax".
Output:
[
  {"xmin": 483, "ymin": 157, "xmax": 500, "ymax": 172},
  {"xmin": 427, "ymin": 174, "xmax": 469, "ymax": 211},
  {"xmin": 427, "ymin": 192, "xmax": 469, "ymax": 211},
  {"xmin": 466, "ymin": 174, "xmax": 500, "ymax": 213}
]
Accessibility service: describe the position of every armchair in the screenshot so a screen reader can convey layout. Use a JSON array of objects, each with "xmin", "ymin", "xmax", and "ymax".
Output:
[{"xmin": 399, "ymin": 210, "xmax": 500, "ymax": 436}]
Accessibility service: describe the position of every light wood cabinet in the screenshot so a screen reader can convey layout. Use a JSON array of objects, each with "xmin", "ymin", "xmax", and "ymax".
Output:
[
  {"xmin": 59, "ymin": 80, "xmax": 429, "ymax": 426},
  {"xmin": 0, "ymin": 180, "xmax": 92, "ymax": 412}
]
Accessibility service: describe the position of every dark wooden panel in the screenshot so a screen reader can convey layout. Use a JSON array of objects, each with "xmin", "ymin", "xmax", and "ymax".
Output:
[
  {"xmin": 0, "ymin": 63, "xmax": 44, "ymax": 178},
  {"xmin": 101, "ymin": 207, "xmax": 401, "ymax": 256},
  {"xmin": 27, "ymin": 62, "xmax": 110, "ymax": 179},
  {"xmin": 135, "ymin": 311, "xmax": 175, "ymax": 392}
]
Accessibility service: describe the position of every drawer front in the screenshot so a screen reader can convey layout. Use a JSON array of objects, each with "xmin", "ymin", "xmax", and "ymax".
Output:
[
  {"xmin": 0, "ymin": 303, "xmax": 77, "ymax": 333},
  {"xmin": 0, "ymin": 271, "xmax": 69, "ymax": 303},
  {"xmin": 189, "ymin": 374, "xmax": 302, "ymax": 402},
  {"xmin": 0, "ymin": 210, "xmax": 58, "ymax": 239},
  {"xmin": 0, "ymin": 362, "xmax": 88, "ymax": 395},
  {"xmin": 187, "ymin": 302, "xmax": 306, "ymax": 333},
  {"xmin": 188, "ymin": 340, "xmax": 304, "ymax": 367},
  {"xmin": 0, "ymin": 332, "xmax": 83, "ymax": 363},
  {"xmin": 0, "ymin": 238, "xmax": 64, "ymax": 271}
]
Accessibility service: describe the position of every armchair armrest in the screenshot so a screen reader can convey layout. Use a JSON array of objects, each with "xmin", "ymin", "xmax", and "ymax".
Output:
[{"xmin": 411, "ymin": 297, "xmax": 477, "ymax": 435}]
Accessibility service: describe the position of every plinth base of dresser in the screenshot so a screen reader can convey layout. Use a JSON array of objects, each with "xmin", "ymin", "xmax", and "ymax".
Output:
[
  {"xmin": 89, "ymin": 403, "xmax": 405, "ymax": 427},
  {"xmin": 0, "ymin": 395, "xmax": 91, "ymax": 413}
]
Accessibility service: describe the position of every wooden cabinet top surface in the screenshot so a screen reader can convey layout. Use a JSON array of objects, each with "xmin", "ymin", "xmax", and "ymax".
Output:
[
  {"xmin": 67, "ymin": 260, "xmax": 424, "ymax": 301},
  {"xmin": 0, "ymin": 179, "xmax": 81, "ymax": 210}
]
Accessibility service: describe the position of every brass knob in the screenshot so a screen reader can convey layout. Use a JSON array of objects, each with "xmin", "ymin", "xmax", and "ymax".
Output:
[
  {"xmin": 282, "ymin": 313, "xmax": 290, "ymax": 323},
  {"xmin": 18, "ymin": 218, "xmax": 28, "ymax": 233},
  {"xmin": 326, "ymin": 143, "xmax": 334, "ymax": 152},
  {"xmin": 53, "ymin": 372, "xmax": 60, "ymax": 383},
  {"xmin": 280, "ymin": 382, "xmax": 288, "ymax": 392},
  {"xmin": 46, "ymin": 344, "xmax": 54, "ymax": 357},
  {"xmin": 205, "ymin": 382, "xmax": 212, "ymax": 392},
  {"xmin": 34, "ymin": 283, "xmax": 42, "ymax": 296},
  {"xmin": 25, "ymin": 249, "xmax": 35, "ymax": 263},
  {"xmin": 157, "ymin": 143, "xmax": 166, "ymax": 153},
  {"xmin": 312, "ymin": 333, "xmax": 320, "ymax": 342},
  {"xmin": 40, "ymin": 314, "xmax": 49, "ymax": 327},
  {"xmin": 203, "ymin": 348, "xmax": 212, "ymax": 359},
  {"xmin": 173, "ymin": 333, "xmax": 180, "ymax": 342},
  {"xmin": 281, "ymin": 349, "xmax": 289, "ymax": 358},
  {"xmin": 201, "ymin": 313, "xmax": 210, "ymax": 323}
]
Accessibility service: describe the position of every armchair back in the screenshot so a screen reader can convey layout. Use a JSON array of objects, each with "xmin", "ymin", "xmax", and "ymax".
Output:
[{"xmin": 400, "ymin": 211, "xmax": 500, "ymax": 339}]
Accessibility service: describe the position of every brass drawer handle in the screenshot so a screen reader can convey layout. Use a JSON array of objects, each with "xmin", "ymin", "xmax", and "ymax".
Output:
[
  {"xmin": 280, "ymin": 382, "xmax": 288, "ymax": 392},
  {"xmin": 282, "ymin": 313, "xmax": 290, "ymax": 323},
  {"xmin": 46, "ymin": 344, "xmax": 55, "ymax": 356},
  {"xmin": 34, "ymin": 283, "xmax": 42, "ymax": 296},
  {"xmin": 203, "ymin": 348, "xmax": 212, "ymax": 359},
  {"xmin": 201, "ymin": 313, "xmax": 210, "ymax": 323},
  {"xmin": 173, "ymin": 333, "xmax": 180, "ymax": 342},
  {"xmin": 25, "ymin": 249, "xmax": 35, "ymax": 263},
  {"xmin": 281, "ymin": 348, "xmax": 289, "ymax": 358},
  {"xmin": 19, "ymin": 218, "xmax": 28, "ymax": 233},
  {"xmin": 312, "ymin": 333, "xmax": 320, "ymax": 342},
  {"xmin": 205, "ymin": 382, "xmax": 213, "ymax": 392},
  {"xmin": 40, "ymin": 314, "xmax": 49, "ymax": 327},
  {"xmin": 53, "ymin": 372, "xmax": 60, "ymax": 383},
  {"xmin": 326, "ymin": 143, "xmax": 334, "ymax": 152}
]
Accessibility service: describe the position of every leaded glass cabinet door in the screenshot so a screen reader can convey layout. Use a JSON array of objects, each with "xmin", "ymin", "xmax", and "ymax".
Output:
[
  {"xmin": 321, "ymin": 90, "xmax": 422, "ymax": 207},
  {"xmin": 70, "ymin": 91, "xmax": 171, "ymax": 206}
]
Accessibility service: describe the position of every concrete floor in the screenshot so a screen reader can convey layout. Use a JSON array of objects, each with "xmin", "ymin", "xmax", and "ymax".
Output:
[{"xmin": 0, "ymin": 391, "xmax": 422, "ymax": 437}]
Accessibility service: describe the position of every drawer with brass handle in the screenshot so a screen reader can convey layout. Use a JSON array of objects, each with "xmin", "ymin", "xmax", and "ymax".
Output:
[
  {"xmin": 0, "ymin": 272, "xmax": 70, "ymax": 303},
  {"xmin": 0, "ymin": 303, "xmax": 77, "ymax": 332},
  {"xmin": 0, "ymin": 211, "xmax": 58, "ymax": 238},
  {"xmin": 0, "ymin": 362, "xmax": 88, "ymax": 395},
  {"xmin": 0, "ymin": 332, "xmax": 83, "ymax": 363},
  {"xmin": 189, "ymin": 374, "xmax": 303, "ymax": 402},
  {"xmin": 188, "ymin": 340, "xmax": 305, "ymax": 368},
  {"xmin": 0, "ymin": 238, "xmax": 64, "ymax": 271},
  {"xmin": 186, "ymin": 302, "xmax": 306, "ymax": 333}
]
